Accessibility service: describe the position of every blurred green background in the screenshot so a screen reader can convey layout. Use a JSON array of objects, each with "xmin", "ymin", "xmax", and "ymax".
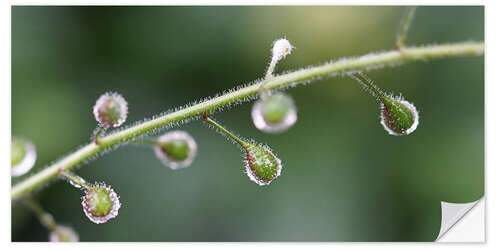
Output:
[{"xmin": 11, "ymin": 6, "xmax": 483, "ymax": 241}]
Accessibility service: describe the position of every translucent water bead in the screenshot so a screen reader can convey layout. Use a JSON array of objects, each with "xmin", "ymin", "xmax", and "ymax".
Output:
[
  {"xmin": 11, "ymin": 137, "xmax": 37, "ymax": 177},
  {"xmin": 154, "ymin": 131, "xmax": 198, "ymax": 170},
  {"xmin": 252, "ymin": 92, "xmax": 297, "ymax": 133}
]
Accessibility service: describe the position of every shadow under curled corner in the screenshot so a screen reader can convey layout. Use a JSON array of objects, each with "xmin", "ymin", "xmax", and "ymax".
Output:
[{"xmin": 436, "ymin": 197, "xmax": 484, "ymax": 242}]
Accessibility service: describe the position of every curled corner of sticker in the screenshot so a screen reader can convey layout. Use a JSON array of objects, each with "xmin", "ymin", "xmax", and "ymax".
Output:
[{"xmin": 436, "ymin": 197, "xmax": 483, "ymax": 241}]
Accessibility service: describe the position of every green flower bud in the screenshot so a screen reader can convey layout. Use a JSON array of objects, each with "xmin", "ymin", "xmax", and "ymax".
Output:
[
  {"xmin": 243, "ymin": 141, "xmax": 282, "ymax": 185},
  {"xmin": 380, "ymin": 96, "xmax": 419, "ymax": 136},
  {"xmin": 351, "ymin": 73, "xmax": 419, "ymax": 136},
  {"xmin": 11, "ymin": 137, "xmax": 36, "ymax": 177},
  {"xmin": 203, "ymin": 114, "xmax": 282, "ymax": 185},
  {"xmin": 49, "ymin": 225, "xmax": 79, "ymax": 242},
  {"xmin": 82, "ymin": 183, "xmax": 121, "ymax": 224},
  {"xmin": 154, "ymin": 131, "xmax": 197, "ymax": 169},
  {"xmin": 252, "ymin": 92, "xmax": 297, "ymax": 133},
  {"xmin": 93, "ymin": 92, "xmax": 128, "ymax": 128}
]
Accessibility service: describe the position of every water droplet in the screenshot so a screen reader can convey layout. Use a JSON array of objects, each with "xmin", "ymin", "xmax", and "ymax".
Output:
[
  {"xmin": 82, "ymin": 183, "xmax": 121, "ymax": 224},
  {"xmin": 11, "ymin": 137, "xmax": 37, "ymax": 177},
  {"xmin": 252, "ymin": 92, "xmax": 297, "ymax": 133},
  {"xmin": 67, "ymin": 175, "xmax": 87, "ymax": 189},
  {"xmin": 49, "ymin": 225, "xmax": 79, "ymax": 242},
  {"xmin": 93, "ymin": 92, "xmax": 128, "ymax": 128},
  {"xmin": 154, "ymin": 130, "xmax": 197, "ymax": 169}
]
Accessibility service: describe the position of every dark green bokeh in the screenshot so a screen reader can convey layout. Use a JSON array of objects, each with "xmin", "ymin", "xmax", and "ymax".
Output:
[{"xmin": 11, "ymin": 6, "xmax": 483, "ymax": 241}]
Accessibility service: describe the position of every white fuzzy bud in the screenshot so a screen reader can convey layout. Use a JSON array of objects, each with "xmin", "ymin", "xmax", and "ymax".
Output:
[{"xmin": 271, "ymin": 38, "xmax": 294, "ymax": 62}]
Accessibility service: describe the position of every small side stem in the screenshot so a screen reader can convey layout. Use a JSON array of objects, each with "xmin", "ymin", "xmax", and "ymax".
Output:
[
  {"xmin": 59, "ymin": 170, "xmax": 91, "ymax": 190},
  {"xmin": 94, "ymin": 125, "xmax": 106, "ymax": 145},
  {"xmin": 258, "ymin": 59, "xmax": 278, "ymax": 99},
  {"xmin": 22, "ymin": 197, "xmax": 57, "ymax": 231},
  {"xmin": 203, "ymin": 113, "xmax": 247, "ymax": 147},
  {"xmin": 350, "ymin": 73, "xmax": 387, "ymax": 101},
  {"xmin": 396, "ymin": 6, "xmax": 417, "ymax": 50},
  {"xmin": 265, "ymin": 60, "xmax": 277, "ymax": 79}
]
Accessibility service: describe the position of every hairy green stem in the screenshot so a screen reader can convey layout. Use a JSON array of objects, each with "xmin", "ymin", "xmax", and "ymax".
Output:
[
  {"xmin": 396, "ymin": 6, "xmax": 417, "ymax": 49},
  {"xmin": 351, "ymin": 73, "xmax": 386, "ymax": 101},
  {"xmin": 11, "ymin": 41, "xmax": 484, "ymax": 201},
  {"xmin": 93, "ymin": 125, "xmax": 106, "ymax": 145},
  {"xmin": 203, "ymin": 114, "xmax": 248, "ymax": 147},
  {"xmin": 59, "ymin": 170, "xmax": 91, "ymax": 190}
]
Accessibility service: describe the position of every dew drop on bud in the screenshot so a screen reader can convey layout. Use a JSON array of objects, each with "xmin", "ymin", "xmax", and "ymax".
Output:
[
  {"xmin": 93, "ymin": 92, "xmax": 128, "ymax": 128},
  {"xmin": 11, "ymin": 137, "xmax": 37, "ymax": 177},
  {"xmin": 67, "ymin": 175, "xmax": 87, "ymax": 189},
  {"xmin": 380, "ymin": 97, "xmax": 419, "ymax": 136},
  {"xmin": 242, "ymin": 142, "xmax": 282, "ymax": 186},
  {"xmin": 49, "ymin": 225, "xmax": 79, "ymax": 242},
  {"xmin": 252, "ymin": 92, "xmax": 297, "ymax": 133},
  {"xmin": 154, "ymin": 130, "xmax": 197, "ymax": 169},
  {"xmin": 82, "ymin": 183, "xmax": 121, "ymax": 224}
]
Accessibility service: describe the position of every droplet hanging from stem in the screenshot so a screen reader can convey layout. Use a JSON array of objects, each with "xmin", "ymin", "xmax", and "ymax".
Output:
[{"xmin": 135, "ymin": 131, "xmax": 198, "ymax": 169}]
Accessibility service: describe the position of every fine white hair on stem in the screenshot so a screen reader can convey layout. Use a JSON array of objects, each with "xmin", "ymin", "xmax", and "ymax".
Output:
[{"xmin": 11, "ymin": 41, "xmax": 484, "ymax": 201}]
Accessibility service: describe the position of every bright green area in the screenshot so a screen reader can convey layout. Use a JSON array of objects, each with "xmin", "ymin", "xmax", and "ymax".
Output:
[
  {"xmin": 382, "ymin": 98, "xmax": 415, "ymax": 134},
  {"xmin": 161, "ymin": 139, "xmax": 190, "ymax": 161},
  {"xmin": 86, "ymin": 187, "xmax": 113, "ymax": 217},
  {"xmin": 11, "ymin": 138, "xmax": 26, "ymax": 167},
  {"xmin": 12, "ymin": 6, "xmax": 483, "ymax": 241},
  {"xmin": 261, "ymin": 93, "xmax": 294, "ymax": 124}
]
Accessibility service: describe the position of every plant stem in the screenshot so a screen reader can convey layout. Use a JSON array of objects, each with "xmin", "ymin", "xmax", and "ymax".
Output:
[
  {"xmin": 203, "ymin": 113, "xmax": 248, "ymax": 147},
  {"xmin": 59, "ymin": 170, "xmax": 91, "ymax": 190},
  {"xmin": 396, "ymin": 6, "xmax": 417, "ymax": 50},
  {"xmin": 22, "ymin": 197, "xmax": 57, "ymax": 231},
  {"xmin": 351, "ymin": 72, "xmax": 387, "ymax": 101},
  {"xmin": 11, "ymin": 41, "xmax": 484, "ymax": 201},
  {"xmin": 93, "ymin": 125, "xmax": 106, "ymax": 145}
]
